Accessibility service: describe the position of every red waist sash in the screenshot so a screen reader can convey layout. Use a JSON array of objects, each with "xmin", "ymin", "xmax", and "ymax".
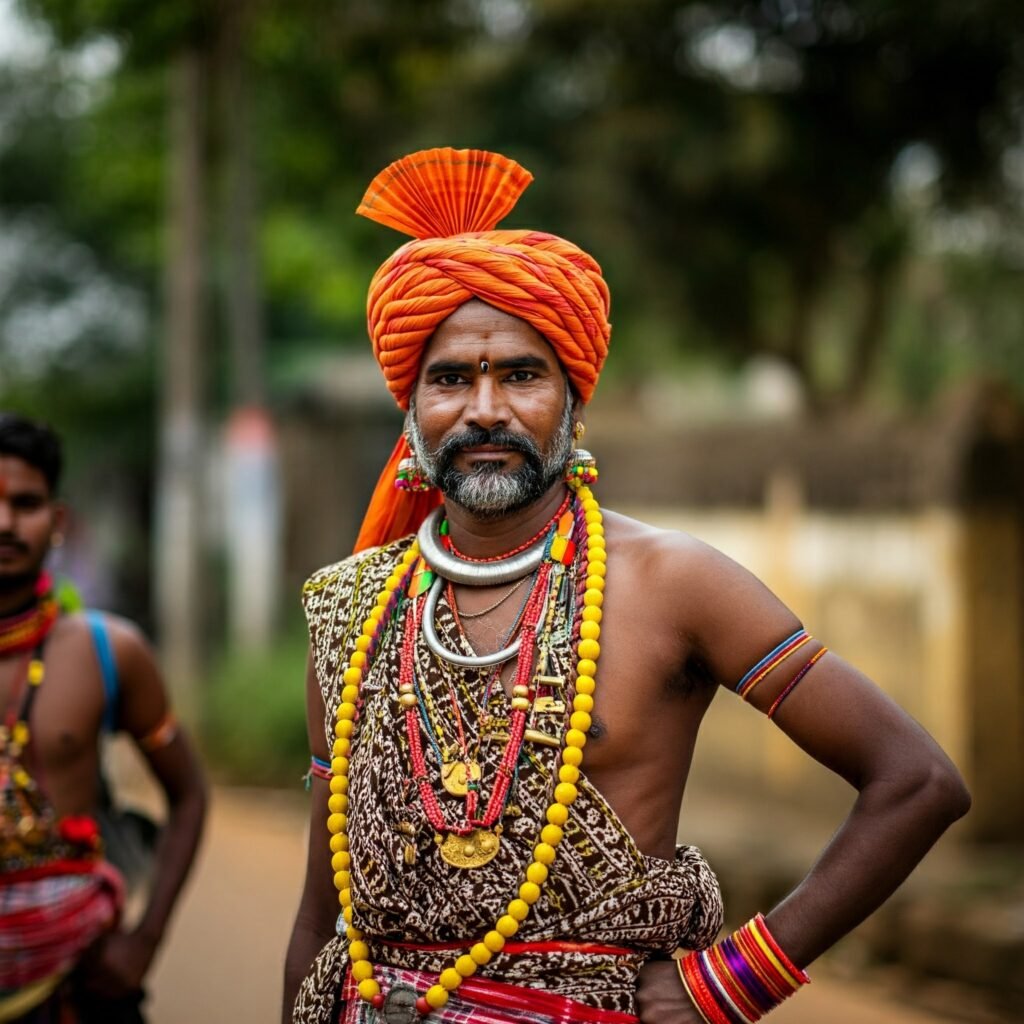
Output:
[{"xmin": 341, "ymin": 960, "xmax": 641, "ymax": 1024}]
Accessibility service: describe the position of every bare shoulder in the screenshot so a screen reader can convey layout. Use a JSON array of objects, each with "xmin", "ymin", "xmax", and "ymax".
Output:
[
  {"xmin": 89, "ymin": 611, "xmax": 156, "ymax": 669},
  {"xmin": 62, "ymin": 611, "xmax": 165, "ymax": 705},
  {"xmin": 601, "ymin": 507, "xmax": 741, "ymax": 594},
  {"xmin": 601, "ymin": 508, "xmax": 801, "ymax": 687}
]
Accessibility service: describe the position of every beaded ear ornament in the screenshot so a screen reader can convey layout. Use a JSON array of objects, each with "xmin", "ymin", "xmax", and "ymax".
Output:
[
  {"xmin": 395, "ymin": 457, "xmax": 433, "ymax": 493},
  {"xmin": 565, "ymin": 449, "xmax": 597, "ymax": 489}
]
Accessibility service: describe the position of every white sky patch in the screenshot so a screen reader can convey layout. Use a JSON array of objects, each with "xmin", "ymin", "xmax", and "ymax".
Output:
[
  {"xmin": 891, "ymin": 142, "xmax": 942, "ymax": 200},
  {"xmin": 686, "ymin": 22, "xmax": 802, "ymax": 91},
  {"xmin": 0, "ymin": 0, "xmax": 51, "ymax": 67},
  {"xmin": 0, "ymin": 216, "xmax": 147, "ymax": 379}
]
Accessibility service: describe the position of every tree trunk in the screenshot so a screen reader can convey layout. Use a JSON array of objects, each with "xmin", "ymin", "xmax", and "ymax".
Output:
[
  {"xmin": 840, "ymin": 260, "xmax": 894, "ymax": 406},
  {"xmin": 154, "ymin": 46, "xmax": 207, "ymax": 720},
  {"xmin": 218, "ymin": 0, "xmax": 282, "ymax": 651}
]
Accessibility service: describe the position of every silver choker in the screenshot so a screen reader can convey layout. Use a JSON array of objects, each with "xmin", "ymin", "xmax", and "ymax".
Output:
[{"xmin": 416, "ymin": 507, "xmax": 547, "ymax": 586}]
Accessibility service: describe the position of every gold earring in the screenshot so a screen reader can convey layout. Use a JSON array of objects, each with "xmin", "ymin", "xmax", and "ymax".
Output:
[
  {"xmin": 573, "ymin": 421, "xmax": 585, "ymax": 442},
  {"xmin": 51, "ymin": 532, "xmax": 64, "ymax": 549}
]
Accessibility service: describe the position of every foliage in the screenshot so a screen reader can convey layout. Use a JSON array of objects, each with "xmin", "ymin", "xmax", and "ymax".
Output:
[
  {"xmin": 5, "ymin": 0, "xmax": 1023, "ymax": 409},
  {"xmin": 2, "ymin": 0, "xmax": 1023, "ymax": 658},
  {"xmin": 202, "ymin": 626, "xmax": 310, "ymax": 787}
]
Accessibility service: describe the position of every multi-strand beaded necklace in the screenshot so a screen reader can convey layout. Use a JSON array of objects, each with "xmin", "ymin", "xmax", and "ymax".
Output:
[
  {"xmin": 326, "ymin": 483, "xmax": 607, "ymax": 1018},
  {"xmin": 0, "ymin": 579, "xmax": 101, "ymax": 869},
  {"xmin": 0, "ymin": 573, "xmax": 59, "ymax": 657}
]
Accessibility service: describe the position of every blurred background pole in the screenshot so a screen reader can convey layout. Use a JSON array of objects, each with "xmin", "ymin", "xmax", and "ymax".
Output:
[
  {"xmin": 220, "ymin": 0, "xmax": 282, "ymax": 652},
  {"xmin": 155, "ymin": 45, "xmax": 207, "ymax": 719}
]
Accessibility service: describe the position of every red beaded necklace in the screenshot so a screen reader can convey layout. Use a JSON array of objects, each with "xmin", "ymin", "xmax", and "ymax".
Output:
[
  {"xmin": 443, "ymin": 493, "xmax": 571, "ymax": 563},
  {"xmin": 0, "ymin": 574, "xmax": 59, "ymax": 657},
  {"xmin": 402, "ymin": 559, "xmax": 554, "ymax": 835}
]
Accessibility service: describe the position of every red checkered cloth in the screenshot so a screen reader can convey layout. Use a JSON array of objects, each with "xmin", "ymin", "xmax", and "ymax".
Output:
[
  {"xmin": 0, "ymin": 861, "xmax": 123, "ymax": 992},
  {"xmin": 339, "ymin": 964, "xmax": 640, "ymax": 1024}
]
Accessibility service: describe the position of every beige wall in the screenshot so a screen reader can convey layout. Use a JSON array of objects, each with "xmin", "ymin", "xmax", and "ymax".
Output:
[{"xmin": 625, "ymin": 486, "xmax": 1024, "ymax": 841}]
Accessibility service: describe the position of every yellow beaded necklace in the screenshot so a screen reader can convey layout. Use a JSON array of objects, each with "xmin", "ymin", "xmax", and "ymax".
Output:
[{"xmin": 327, "ymin": 484, "xmax": 607, "ymax": 1017}]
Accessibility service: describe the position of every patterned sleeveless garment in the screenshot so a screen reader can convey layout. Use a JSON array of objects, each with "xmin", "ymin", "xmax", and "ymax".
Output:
[{"xmin": 295, "ymin": 537, "xmax": 723, "ymax": 1023}]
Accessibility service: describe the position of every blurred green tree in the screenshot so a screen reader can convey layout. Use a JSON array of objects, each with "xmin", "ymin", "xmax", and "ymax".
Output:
[{"xmin": 3, "ymin": 0, "xmax": 1023, "ymax": 655}]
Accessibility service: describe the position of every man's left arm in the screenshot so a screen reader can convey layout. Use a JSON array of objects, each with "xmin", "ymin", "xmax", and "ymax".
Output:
[
  {"xmin": 87, "ymin": 618, "xmax": 208, "ymax": 997},
  {"xmin": 638, "ymin": 538, "xmax": 970, "ymax": 1021}
]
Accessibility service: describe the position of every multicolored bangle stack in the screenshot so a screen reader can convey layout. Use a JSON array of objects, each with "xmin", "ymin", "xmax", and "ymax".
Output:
[{"xmin": 678, "ymin": 914, "xmax": 810, "ymax": 1024}]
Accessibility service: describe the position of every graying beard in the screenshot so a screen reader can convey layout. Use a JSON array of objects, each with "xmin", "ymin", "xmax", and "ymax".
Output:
[{"xmin": 407, "ymin": 389, "xmax": 574, "ymax": 518}]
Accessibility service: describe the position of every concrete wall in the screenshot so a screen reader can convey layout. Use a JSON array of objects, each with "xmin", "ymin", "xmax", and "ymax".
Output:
[{"xmin": 616, "ymin": 491, "xmax": 1024, "ymax": 842}]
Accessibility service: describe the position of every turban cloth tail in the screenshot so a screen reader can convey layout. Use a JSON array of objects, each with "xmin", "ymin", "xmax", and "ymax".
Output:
[
  {"xmin": 352, "ymin": 147, "xmax": 611, "ymax": 552},
  {"xmin": 354, "ymin": 435, "xmax": 443, "ymax": 554}
]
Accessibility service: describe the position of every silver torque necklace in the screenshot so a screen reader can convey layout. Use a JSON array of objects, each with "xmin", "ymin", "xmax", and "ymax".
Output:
[
  {"xmin": 415, "ymin": 506, "xmax": 547, "ymax": 586},
  {"xmin": 415, "ymin": 506, "xmax": 553, "ymax": 667},
  {"xmin": 421, "ymin": 575, "xmax": 525, "ymax": 668}
]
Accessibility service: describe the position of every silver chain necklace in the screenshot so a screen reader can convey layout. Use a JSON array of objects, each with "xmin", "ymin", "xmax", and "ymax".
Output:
[
  {"xmin": 422, "ymin": 574, "xmax": 528, "ymax": 668},
  {"xmin": 453, "ymin": 574, "xmax": 531, "ymax": 619}
]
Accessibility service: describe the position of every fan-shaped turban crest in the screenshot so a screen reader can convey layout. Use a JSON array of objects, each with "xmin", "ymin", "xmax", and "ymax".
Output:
[
  {"xmin": 359, "ymin": 147, "xmax": 611, "ymax": 409},
  {"xmin": 352, "ymin": 147, "xmax": 612, "ymax": 551}
]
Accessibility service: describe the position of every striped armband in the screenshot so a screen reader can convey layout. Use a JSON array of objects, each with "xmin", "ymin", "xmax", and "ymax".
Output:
[
  {"xmin": 139, "ymin": 712, "xmax": 179, "ymax": 752},
  {"xmin": 303, "ymin": 755, "xmax": 333, "ymax": 790},
  {"xmin": 734, "ymin": 630, "xmax": 811, "ymax": 701}
]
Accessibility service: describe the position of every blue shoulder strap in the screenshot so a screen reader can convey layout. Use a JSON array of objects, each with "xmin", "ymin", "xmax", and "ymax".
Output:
[{"xmin": 86, "ymin": 610, "xmax": 119, "ymax": 732}]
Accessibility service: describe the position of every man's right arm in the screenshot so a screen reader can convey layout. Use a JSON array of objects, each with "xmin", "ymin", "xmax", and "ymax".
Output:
[{"xmin": 282, "ymin": 652, "xmax": 340, "ymax": 1024}]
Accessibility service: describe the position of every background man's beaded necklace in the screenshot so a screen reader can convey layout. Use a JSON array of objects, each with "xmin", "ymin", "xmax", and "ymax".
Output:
[
  {"xmin": 0, "ymin": 574, "xmax": 59, "ymax": 657},
  {"xmin": 326, "ymin": 484, "xmax": 607, "ymax": 1018}
]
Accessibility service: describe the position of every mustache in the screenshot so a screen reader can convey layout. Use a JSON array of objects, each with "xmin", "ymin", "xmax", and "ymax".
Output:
[
  {"xmin": 0, "ymin": 534, "xmax": 28, "ymax": 552},
  {"xmin": 434, "ymin": 428, "xmax": 543, "ymax": 469}
]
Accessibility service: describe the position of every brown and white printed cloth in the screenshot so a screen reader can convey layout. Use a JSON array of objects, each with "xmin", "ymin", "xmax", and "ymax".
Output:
[{"xmin": 293, "ymin": 538, "xmax": 723, "ymax": 1024}]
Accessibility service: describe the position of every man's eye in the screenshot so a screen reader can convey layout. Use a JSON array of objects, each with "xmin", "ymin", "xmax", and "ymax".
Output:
[
  {"xmin": 436, "ymin": 374, "xmax": 466, "ymax": 386},
  {"xmin": 507, "ymin": 370, "xmax": 534, "ymax": 382}
]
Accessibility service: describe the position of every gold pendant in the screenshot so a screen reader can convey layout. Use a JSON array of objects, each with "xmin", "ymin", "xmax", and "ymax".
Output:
[
  {"xmin": 524, "ymin": 727, "xmax": 560, "ymax": 748},
  {"xmin": 441, "ymin": 760, "xmax": 482, "ymax": 796},
  {"xmin": 533, "ymin": 673, "xmax": 565, "ymax": 690},
  {"xmin": 436, "ymin": 827, "xmax": 501, "ymax": 868},
  {"xmin": 395, "ymin": 821, "xmax": 417, "ymax": 866},
  {"xmin": 533, "ymin": 696, "xmax": 566, "ymax": 715}
]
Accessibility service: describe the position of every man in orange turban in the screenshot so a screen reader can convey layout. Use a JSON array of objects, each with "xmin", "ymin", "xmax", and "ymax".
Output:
[
  {"xmin": 351, "ymin": 147, "xmax": 611, "ymax": 552},
  {"xmin": 284, "ymin": 149, "xmax": 969, "ymax": 1024}
]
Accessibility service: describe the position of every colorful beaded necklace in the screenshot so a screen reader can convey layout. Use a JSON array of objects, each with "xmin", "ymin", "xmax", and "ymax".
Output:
[
  {"xmin": 326, "ymin": 483, "xmax": 607, "ymax": 1018},
  {"xmin": 404, "ymin": 562, "xmax": 552, "ymax": 866},
  {"xmin": 443, "ymin": 492, "xmax": 572, "ymax": 563},
  {"xmin": 0, "ymin": 574, "xmax": 59, "ymax": 657}
]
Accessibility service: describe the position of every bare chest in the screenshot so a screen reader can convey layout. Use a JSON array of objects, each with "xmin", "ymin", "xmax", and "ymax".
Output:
[
  {"xmin": 448, "ymin": 571, "xmax": 710, "ymax": 783},
  {"xmin": 0, "ymin": 628, "xmax": 105, "ymax": 777}
]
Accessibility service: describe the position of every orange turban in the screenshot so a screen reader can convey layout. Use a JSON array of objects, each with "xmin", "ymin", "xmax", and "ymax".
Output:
[{"xmin": 353, "ymin": 147, "xmax": 612, "ymax": 552}]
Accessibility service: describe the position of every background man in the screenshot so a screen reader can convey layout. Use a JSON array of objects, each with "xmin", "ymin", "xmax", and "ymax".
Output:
[
  {"xmin": 0, "ymin": 413, "xmax": 207, "ymax": 1023},
  {"xmin": 284, "ymin": 148, "xmax": 969, "ymax": 1024}
]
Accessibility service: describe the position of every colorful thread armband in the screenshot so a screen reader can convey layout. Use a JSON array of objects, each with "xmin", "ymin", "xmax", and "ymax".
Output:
[
  {"xmin": 138, "ymin": 712, "xmax": 179, "ymax": 752},
  {"xmin": 678, "ymin": 914, "xmax": 809, "ymax": 1023},
  {"xmin": 766, "ymin": 648, "xmax": 828, "ymax": 720},
  {"xmin": 304, "ymin": 755, "xmax": 333, "ymax": 789},
  {"xmin": 734, "ymin": 630, "xmax": 810, "ymax": 701}
]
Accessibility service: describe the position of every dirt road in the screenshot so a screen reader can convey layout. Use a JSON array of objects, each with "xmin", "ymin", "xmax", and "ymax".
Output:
[{"xmin": 147, "ymin": 787, "xmax": 991, "ymax": 1024}]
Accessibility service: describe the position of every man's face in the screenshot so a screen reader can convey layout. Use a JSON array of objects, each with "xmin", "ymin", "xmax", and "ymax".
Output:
[
  {"xmin": 0, "ymin": 455, "xmax": 62, "ymax": 591},
  {"xmin": 408, "ymin": 300, "xmax": 575, "ymax": 518}
]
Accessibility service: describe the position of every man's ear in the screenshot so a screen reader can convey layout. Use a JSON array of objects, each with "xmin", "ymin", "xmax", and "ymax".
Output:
[
  {"xmin": 571, "ymin": 396, "xmax": 585, "ymax": 440},
  {"xmin": 50, "ymin": 501, "xmax": 69, "ymax": 547}
]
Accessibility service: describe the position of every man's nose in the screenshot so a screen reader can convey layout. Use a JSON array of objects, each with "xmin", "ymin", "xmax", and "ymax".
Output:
[
  {"xmin": 0, "ymin": 501, "xmax": 13, "ymax": 531},
  {"xmin": 464, "ymin": 378, "xmax": 510, "ymax": 431}
]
